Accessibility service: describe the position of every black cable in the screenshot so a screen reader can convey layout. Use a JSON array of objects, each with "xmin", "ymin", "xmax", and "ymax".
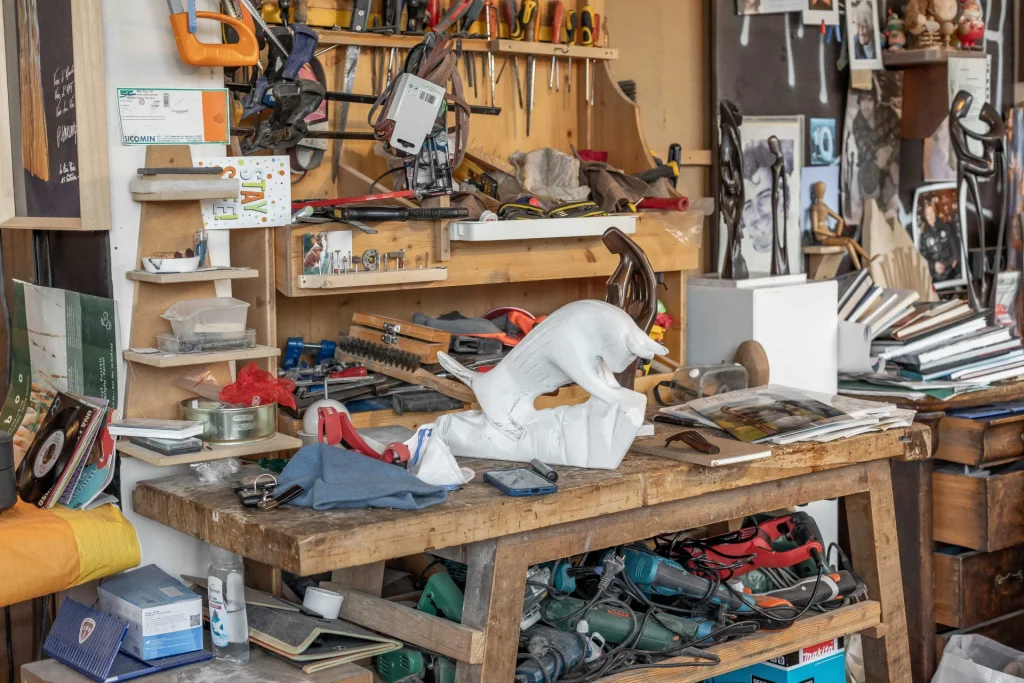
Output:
[
  {"xmin": 5, "ymin": 606, "xmax": 13, "ymax": 683},
  {"xmin": 368, "ymin": 167, "xmax": 405, "ymax": 194},
  {"xmin": 415, "ymin": 559, "xmax": 442, "ymax": 589}
]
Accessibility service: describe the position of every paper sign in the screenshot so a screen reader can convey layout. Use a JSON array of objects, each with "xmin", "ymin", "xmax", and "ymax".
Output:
[
  {"xmin": 195, "ymin": 156, "xmax": 292, "ymax": 229},
  {"xmin": 116, "ymin": 88, "xmax": 229, "ymax": 145}
]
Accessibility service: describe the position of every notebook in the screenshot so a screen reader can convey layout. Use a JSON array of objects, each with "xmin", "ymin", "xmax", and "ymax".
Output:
[{"xmin": 43, "ymin": 599, "xmax": 211, "ymax": 683}]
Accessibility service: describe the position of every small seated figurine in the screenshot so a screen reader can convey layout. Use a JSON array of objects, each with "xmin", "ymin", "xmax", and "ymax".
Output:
[
  {"xmin": 884, "ymin": 9, "xmax": 907, "ymax": 51},
  {"xmin": 811, "ymin": 181, "xmax": 868, "ymax": 269}
]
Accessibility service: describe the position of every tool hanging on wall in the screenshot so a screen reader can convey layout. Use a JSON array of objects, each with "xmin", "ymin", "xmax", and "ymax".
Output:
[
  {"xmin": 332, "ymin": 0, "xmax": 372, "ymax": 183},
  {"xmin": 484, "ymin": 0, "xmax": 499, "ymax": 107},
  {"xmin": 591, "ymin": 13, "xmax": 601, "ymax": 106},
  {"xmin": 548, "ymin": 1, "xmax": 564, "ymax": 92},
  {"xmin": 580, "ymin": 5, "xmax": 594, "ymax": 105},
  {"xmin": 521, "ymin": 0, "xmax": 539, "ymax": 136},
  {"xmin": 564, "ymin": 7, "xmax": 577, "ymax": 93},
  {"xmin": 334, "ymin": 206, "xmax": 470, "ymax": 234},
  {"xmin": 459, "ymin": 0, "xmax": 485, "ymax": 99},
  {"xmin": 497, "ymin": 0, "xmax": 524, "ymax": 110},
  {"xmin": 166, "ymin": 0, "xmax": 259, "ymax": 67}
]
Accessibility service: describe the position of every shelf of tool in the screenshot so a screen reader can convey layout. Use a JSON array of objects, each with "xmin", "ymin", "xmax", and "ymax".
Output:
[
  {"xmin": 275, "ymin": 212, "xmax": 701, "ymax": 298},
  {"xmin": 123, "ymin": 345, "xmax": 281, "ymax": 368},
  {"xmin": 117, "ymin": 431, "xmax": 303, "ymax": 468},
  {"xmin": 316, "ymin": 31, "xmax": 618, "ymax": 60}
]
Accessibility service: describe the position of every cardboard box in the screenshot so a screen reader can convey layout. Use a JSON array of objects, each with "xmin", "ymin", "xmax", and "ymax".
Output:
[
  {"xmin": 97, "ymin": 564, "xmax": 203, "ymax": 660},
  {"xmin": 705, "ymin": 638, "xmax": 846, "ymax": 683}
]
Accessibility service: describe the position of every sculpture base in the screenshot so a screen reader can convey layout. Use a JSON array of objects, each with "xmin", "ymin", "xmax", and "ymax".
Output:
[{"xmin": 692, "ymin": 272, "xmax": 808, "ymax": 289}]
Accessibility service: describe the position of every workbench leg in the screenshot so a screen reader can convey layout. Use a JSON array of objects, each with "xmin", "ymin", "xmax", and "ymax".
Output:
[
  {"xmin": 845, "ymin": 460, "xmax": 912, "ymax": 683},
  {"xmin": 243, "ymin": 559, "xmax": 283, "ymax": 598},
  {"xmin": 455, "ymin": 539, "xmax": 528, "ymax": 683},
  {"xmin": 330, "ymin": 561, "xmax": 386, "ymax": 597},
  {"xmin": 892, "ymin": 457, "xmax": 935, "ymax": 683}
]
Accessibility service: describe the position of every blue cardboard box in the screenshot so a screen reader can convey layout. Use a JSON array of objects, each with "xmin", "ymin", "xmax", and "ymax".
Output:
[
  {"xmin": 97, "ymin": 565, "xmax": 203, "ymax": 661},
  {"xmin": 705, "ymin": 637, "xmax": 846, "ymax": 683}
]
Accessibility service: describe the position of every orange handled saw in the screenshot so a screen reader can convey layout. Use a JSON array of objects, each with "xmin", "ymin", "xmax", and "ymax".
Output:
[{"xmin": 166, "ymin": 0, "xmax": 260, "ymax": 67}]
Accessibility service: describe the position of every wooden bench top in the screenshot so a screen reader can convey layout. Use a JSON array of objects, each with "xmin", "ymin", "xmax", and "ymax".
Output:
[{"xmin": 132, "ymin": 423, "xmax": 930, "ymax": 575}]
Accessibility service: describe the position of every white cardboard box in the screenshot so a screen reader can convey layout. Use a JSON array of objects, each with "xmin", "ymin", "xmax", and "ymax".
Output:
[{"xmin": 686, "ymin": 279, "xmax": 838, "ymax": 395}]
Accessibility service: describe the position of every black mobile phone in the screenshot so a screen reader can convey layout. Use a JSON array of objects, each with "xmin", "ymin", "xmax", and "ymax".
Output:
[{"xmin": 484, "ymin": 468, "xmax": 558, "ymax": 497}]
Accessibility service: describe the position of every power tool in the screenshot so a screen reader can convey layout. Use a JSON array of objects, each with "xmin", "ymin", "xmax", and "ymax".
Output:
[
  {"xmin": 378, "ymin": 647, "xmax": 456, "ymax": 683},
  {"xmin": 689, "ymin": 512, "xmax": 826, "ymax": 579},
  {"xmin": 514, "ymin": 626, "xmax": 587, "ymax": 683},
  {"xmin": 763, "ymin": 570, "xmax": 865, "ymax": 608},
  {"xmin": 417, "ymin": 572, "xmax": 464, "ymax": 623},
  {"xmin": 542, "ymin": 597, "xmax": 715, "ymax": 649}
]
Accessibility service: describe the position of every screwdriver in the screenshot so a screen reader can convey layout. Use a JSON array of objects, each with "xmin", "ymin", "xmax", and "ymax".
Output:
[
  {"xmin": 460, "ymin": 0, "xmax": 484, "ymax": 98},
  {"xmin": 521, "ymin": 0, "xmax": 539, "ymax": 136},
  {"xmin": 580, "ymin": 5, "xmax": 594, "ymax": 106},
  {"xmin": 548, "ymin": 1, "xmax": 564, "ymax": 92},
  {"xmin": 591, "ymin": 13, "xmax": 601, "ymax": 105},
  {"xmin": 427, "ymin": 0, "xmax": 440, "ymax": 28},
  {"xmin": 484, "ymin": 0, "xmax": 499, "ymax": 106},
  {"xmin": 499, "ymin": 0, "xmax": 524, "ymax": 110},
  {"xmin": 565, "ymin": 8, "xmax": 577, "ymax": 93}
]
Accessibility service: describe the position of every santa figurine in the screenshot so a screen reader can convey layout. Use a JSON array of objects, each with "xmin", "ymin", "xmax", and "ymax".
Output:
[{"xmin": 957, "ymin": 0, "xmax": 985, "ymax": 49}]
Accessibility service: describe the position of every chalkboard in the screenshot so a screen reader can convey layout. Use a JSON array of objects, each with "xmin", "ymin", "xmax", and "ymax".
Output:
[{"xmin": 10, "ymin": 0, "xmax": 80, "ymax": 218}]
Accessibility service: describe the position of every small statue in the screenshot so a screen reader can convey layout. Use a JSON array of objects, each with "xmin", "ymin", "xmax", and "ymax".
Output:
[
  {"xmin": 719, "ymin": 100, "xmax": 748, "ymax": 280},
  {"xmin": 957, "ymin": 0, "xmax": 985, "ymax": 49},
  {"xmin": 884, "ymin": 9, "xmax": 907, "ymax": 51},
  {"xmin": 906, "ymin": 0, "xmax": 957, "ymax": 48},
  {"xmin": 768, "ymin": 136, "xmax": 789, "ymax": 276},
  {"xmin": 932, "ymin": 0, "xmax": 959, "ymax": 47},
  {"xmin": 811, "ymin": 181, "xmax": 869, "ymax": 269}
]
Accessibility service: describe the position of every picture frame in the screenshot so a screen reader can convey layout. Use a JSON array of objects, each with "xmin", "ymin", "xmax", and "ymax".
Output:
[
  {"xmin": 736, "ymin": 0, "xmax": 805, "ymax": 14},
  {"xmin": 0, "ymin": 0, "xmax": 111, "ymax": 231},
  {"xmin": 718, "ymin": 115, "xmax": 805, "ymax": 276},
  {"xmin": 846, "ymin": 0, "xmax": 884, "ymax": 71},
  {"xmin": 912, "ymin": 183, "xmax": 966, "ymax": 291},
  {"xmin": 803, "ymin": 0, "xmax": 841, "ymax": 26}
]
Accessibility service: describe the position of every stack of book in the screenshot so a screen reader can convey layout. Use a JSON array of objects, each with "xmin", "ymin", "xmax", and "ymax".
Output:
[
  {"xmin": 840, "ymin": 299, "xmax": 1024, "ymax": 401},
  {"xmin": 837, "ymin": 270, "xmax": 921, "ymax": 339}
]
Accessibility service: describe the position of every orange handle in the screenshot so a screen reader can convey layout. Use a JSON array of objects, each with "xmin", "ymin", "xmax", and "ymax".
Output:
[{"xmin": 169, "ymin": 12, "xmax": 260, "ymax": 68}]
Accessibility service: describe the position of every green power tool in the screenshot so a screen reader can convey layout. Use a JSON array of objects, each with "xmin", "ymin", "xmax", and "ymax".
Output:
[
  {"xmin": 543, "ymin": 597, "xmax": 715, "ymax": 651},
  {"xmin": 377, "ymin": 648, "xmax": 456, "ymax": 683}
]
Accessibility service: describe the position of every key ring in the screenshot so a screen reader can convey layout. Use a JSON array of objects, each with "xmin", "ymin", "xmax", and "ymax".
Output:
[{"xmin": 251, "ymin": 473, "xmax": 278, "ymax": 501}]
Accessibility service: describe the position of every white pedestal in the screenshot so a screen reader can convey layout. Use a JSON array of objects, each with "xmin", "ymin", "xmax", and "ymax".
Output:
[{"xmin": 686, "ymin": 279, "xmax": 839, "ymax": 395}]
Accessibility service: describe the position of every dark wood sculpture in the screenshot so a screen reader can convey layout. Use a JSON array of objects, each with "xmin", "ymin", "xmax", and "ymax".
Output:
[
  {"xmin": 719, "ymin": 100, "xmax": 748, "ymax": 280},
  {"xmin": 768, "ymin": 135, "xmax": 790, "ymax": 276},
  {"xmin": 949, "ymin": 89, "xmax": 1007, "ymax": 311},
  {"xmin": 604, "ymin": 227, "xmax": 658, "ymax": 390}
]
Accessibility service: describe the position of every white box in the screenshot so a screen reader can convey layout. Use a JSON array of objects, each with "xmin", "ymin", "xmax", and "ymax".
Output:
[{"xmin": 686, "ymin": 279, "xmax": 838, "ymax": 395}]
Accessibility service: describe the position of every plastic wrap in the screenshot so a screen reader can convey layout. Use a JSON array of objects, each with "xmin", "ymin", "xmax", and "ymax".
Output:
[
  {"xmin": 191, "ymin": 458, "xmax": 241, "ymax": 482},
  {"xmin": 638, "ymin": 198, "xmax": 713, "ymax": 251},
  {"xmin": 933, "ymin": 635, "xmax": 1024, "ymax": 683},
  {"xmin": 219, "ymin": 363, "xmax": 297, "ymax": 410}
]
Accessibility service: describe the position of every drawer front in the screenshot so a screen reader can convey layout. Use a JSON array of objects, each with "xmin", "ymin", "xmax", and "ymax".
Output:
[
  {"xmin": 934, "ymin": 469, "xmax": 1024, "ymax": 551},
  {"xmin": 934, "ymin": 547, "xmax": 1024, "ymax": 628},
  {"xmin": 936, "ymin": 608, "xmax": 1024, "ymax": 668},
  {"xmin": 936, "ymin": 415, "xmax": 1024, "ymax": 466}
]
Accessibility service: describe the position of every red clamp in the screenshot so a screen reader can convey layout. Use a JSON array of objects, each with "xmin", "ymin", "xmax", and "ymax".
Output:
[
  {"xmin": 694, "ymin": 513, "xmax": 824, "ymax": 578},
  {"xmin": 317, "ymin": 407, "xmax": 411, "ymax": 466}
]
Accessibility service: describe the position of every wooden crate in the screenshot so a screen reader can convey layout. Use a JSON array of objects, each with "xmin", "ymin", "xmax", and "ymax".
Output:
[
  {"xmin": 935, "ymin": 414, "xmax": 1024, "ymax": 466},
  {"xmin": 933, "ymin": 467, "xmax": 1024, "ymax": 551},
  {"xmin": 934, "ymin": 545, "xmax": 1024, "ymax": 628}
]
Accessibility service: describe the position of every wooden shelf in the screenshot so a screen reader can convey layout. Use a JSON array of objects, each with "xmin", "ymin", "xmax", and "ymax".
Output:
[
  {"xmin": 299, "ymin": 267, "xmax": 448, "ymax": 292},
  {"xmin": 599, "ymin": 601, "xmax": 882, "ymax": 683},
  {"xmin": 126, "ymin": 267, "xmax": 259, "ymax": 284},
  {"xmin": 117, "ymin": 431, "xmax": 302, "ymax": 467},
  {"xmin": 123, "ymin": 344, "xmax": 280, "ymax": 368},
  {"xmin": 316, "ymin": 31, "xmax": 617, "ymax": 60},
  {"xmin": 883, "ymin": 47, "xmax": 986, "ymax": 67}
]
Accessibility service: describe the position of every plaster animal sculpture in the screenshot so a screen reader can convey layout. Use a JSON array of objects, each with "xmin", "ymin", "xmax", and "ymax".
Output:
[
  {"xmin": 884, "ymin": 9, "xmax": 907, "ymax": 51},
  {"xmin": 435, "ymin": 299, "xmax": 668, "ymax": 469},
  {"xmin": 905, "ymin": 0, "xmax": 940, "ymax": 46},
  {"xmin": 957, "ymin": 0, "xmax": 985, "ymax": 49}
]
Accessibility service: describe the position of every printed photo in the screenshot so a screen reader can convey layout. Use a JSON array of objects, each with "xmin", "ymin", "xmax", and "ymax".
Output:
[
  {"xmin": 841, "ymin": 71, "xmax": 902, "ymax": 225},
  {"xmin": 810, "ymin": 118, "xmax": 838, "ymax": 166},
  {"xmin": 719, "ymin": 116, "xmax": 804, "ymax": 275},
  {"xmin": 302, "ymin": 231, "xmax": 354, "ymax": 276},
  {"xmin": 737, "ymin": 0, "xmax": 806, "ymax": 14},
  {"xmin": 803, "ymin": 0, "xmax": 841, "ymax": 25},
  {"xmin": 912, "ymin": 183, "xmax": 965, "ymax": 290},
  {"xmin": 701, "ymin": 391, "xmax": 843, "ymax": 442},
  {"xmin": 846, "ymin": 0, "xmax": 884, "ymax": 70}
]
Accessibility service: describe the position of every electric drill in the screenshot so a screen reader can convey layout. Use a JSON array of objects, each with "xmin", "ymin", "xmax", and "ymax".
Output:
[
  {"xmin": 543, "ymin": 597, "xmax": 715, "ymax": 649},
  {"xmin": 514, "ymin": 626, "xmax": 587, "ymax": 683}
]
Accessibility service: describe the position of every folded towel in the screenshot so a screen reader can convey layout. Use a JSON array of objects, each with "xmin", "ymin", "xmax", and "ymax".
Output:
[{"xmin": 278, "ymin": 444, "xmax": 448, "ymax": 511}]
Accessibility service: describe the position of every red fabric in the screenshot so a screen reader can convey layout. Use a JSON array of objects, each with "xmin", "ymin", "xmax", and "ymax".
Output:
[{"xmin": 219, "ymin": 363, "xmax": 297, "ymax": 410}]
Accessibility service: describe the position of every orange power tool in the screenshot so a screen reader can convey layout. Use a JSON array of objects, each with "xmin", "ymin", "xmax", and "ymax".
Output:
[{"xmin": 166, "ymin": 0, "xmax": 260, "ymax": 67}]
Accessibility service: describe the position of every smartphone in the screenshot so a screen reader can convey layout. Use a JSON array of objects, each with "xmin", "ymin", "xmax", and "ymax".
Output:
[{"xmin": 484, "ymin": 468, "xmax": 558, "ymax": 497}]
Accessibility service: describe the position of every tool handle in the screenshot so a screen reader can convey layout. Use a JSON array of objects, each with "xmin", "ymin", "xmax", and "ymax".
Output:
[
  {"xmin": 549, "ymin": 1, "xmax": 564, "ymax": 44},
  {"xmin": 521, "ymin": 0, "xmax": 538, "ymax": 41},
  {"xmin": 579, "ymin": 5, "xmax": 594, "ymax": 46},
  {"xmin": 637, "ymin": 197, "xmax": 690, "ymax": 212},
  {"xmin": 337, "ymin": 207, "xmax": 470, "ymax": 222},
  {"xmin": 406, "ymin": 0, "xmax": 426, "ymax": 32},
  {"xmin": 434, "ymin": 0, "xmax": 474, "ymax": 32},
  {"xmin": 408, "ymin": 208, "xmax": 471, "ymax": 220},
  {"xmin": 632, "ymin": 164, "xmax": 679, "ymax": 183},
  {"xmin": 565, "ymin": 9, "xmax": 577, "ymax": 45},
  {"xmin": 460, "ymin": 0, "xmax": 484, "ymax": 32},
  {"xmin": 427, "ymin": 0, "xmax": 441, "ymax": 28},
  {"xmin": 593, "ymin": 13, "xmax": 601, "ymax": 45},
  {"xmin": 503, "ymin": 0, "xmax": 522, "ymax": 39},
  {"xmin": 169, "ymin": 12, "xmax": 260, "ymax": 67},
  {"xmin": 484, "ymin": 1, "xmax": 499, "ymax": 39}
]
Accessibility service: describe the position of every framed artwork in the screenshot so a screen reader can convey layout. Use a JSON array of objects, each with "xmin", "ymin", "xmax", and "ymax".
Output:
[
  {"xmin": 803, "ymin": 0, "xmax": 841, "ymax": 25},
  {"xmin": 809, "ymin": 118, "xmax": 838, "ymax": 166},
  {"xmin": 0, "ymin": 0, "xmax": 110, "ymax": 231},
  {"xmin": 718, "ymin": 115, "xmax": 805, "ymax": 275},
  {"xmin": 846, "ymin": 0, "xmax": 884, "ymax": 71},
  {"xmin": 913, "ymin": 183, "xmax": 966, "ymax": 291},
  {"xmin": 841, "ymin": 71, "xmax": 903, "ymax": 225}
]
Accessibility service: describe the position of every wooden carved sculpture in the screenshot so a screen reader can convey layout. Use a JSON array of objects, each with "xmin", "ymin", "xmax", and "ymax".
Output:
[
  {"xmin": 949, "ymin": 90, "xmax": 1008, "ymax": 311},
  {"xmin": 603, "ymin": 227, "xmax": 658, "ymax": 390},
  {"xmin": 768, "ymin": 136, "xmax": 790, "ymax": 276},
  {"xmin": 719, "ymin": 100, "xmax": 748, "ymax": 280}
]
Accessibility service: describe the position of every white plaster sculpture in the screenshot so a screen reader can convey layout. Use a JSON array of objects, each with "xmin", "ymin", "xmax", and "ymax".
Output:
[{"xmin": 432, "ymin": 300, "xmax": 668, "ymax": 470}]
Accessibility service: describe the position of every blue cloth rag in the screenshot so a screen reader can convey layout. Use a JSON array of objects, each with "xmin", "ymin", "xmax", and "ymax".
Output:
[{"xmin": 277, "ymin": 443, "xmax": 448, "ymax": 511}]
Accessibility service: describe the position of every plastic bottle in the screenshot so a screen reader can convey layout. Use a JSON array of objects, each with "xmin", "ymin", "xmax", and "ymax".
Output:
[{"xmin": 207, "ymin": 547, "xmax": 250, "ymax": 664}]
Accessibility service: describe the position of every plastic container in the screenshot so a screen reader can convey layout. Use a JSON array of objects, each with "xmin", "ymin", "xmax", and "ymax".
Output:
[
  {"xmin": 161, "ymin": 298, "xmax": 249, "ymax": 337},
  {"xmin": 207, "ymin": 547, "xmax": 249, "ymax": 664},
  {"xmin": 157, "ymin": 329, "xmax": 256, "ymax": 354}
]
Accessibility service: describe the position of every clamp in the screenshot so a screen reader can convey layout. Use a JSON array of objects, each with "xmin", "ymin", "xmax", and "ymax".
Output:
[{"xmin": 283, "ymin": 337, "xmax": 338, "ymax": 370}]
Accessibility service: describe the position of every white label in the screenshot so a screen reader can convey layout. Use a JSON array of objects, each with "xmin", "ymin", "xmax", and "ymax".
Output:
[
  {"xmin": 116, "ymin": 88, "xmax": 229, "ymax": 145},
  {"xmin": 159, "ymin": 586, "xmax": 183, "ymax": 598},
  {"xmin": 208, "ymin": 576, "xmax": 229, "ymax": 648}
]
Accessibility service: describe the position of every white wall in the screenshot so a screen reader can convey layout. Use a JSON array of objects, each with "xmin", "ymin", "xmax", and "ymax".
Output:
[{"xmin": 103, "ymin": 0, "xmax": 233, "ymax": 580}]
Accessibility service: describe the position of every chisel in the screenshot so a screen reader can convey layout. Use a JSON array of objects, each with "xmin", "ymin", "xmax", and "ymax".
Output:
[
  {"xmin": 460, "ymin": 0, "xmax": 484, "ymax": 98},
  {"xmin": 548, "ymin": 1, "xmax": 563, "ymax": 92},
  {"xmin": 499, "ymin": 0, "xmax": 524, "ymax": 109},
  {"xmin": 521, "ymin": 0, "xmax": 539, "ymax": 136},
  {"xmin": 564, "ymin": 8, "xmax": 577, "ymax": 93},
  {"xmin": 580, "ymin": 5, "xmax": 594, "ymax": 106},
  {"xmin": 591, "ymin": 13, "xmax": 601, "ymax": 105},
  {"xmin": 484, "ymin": 0, "xmax": 499, "ymax": 106},
  {"xmin": 332, "ymin": 0, "xmax": 371, "ymax": 183}
]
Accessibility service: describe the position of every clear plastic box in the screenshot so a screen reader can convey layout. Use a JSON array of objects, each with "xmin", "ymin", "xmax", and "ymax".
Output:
[
  {"xmin": 157, "ymin": 329, "xmax": 256, "ymax": 354},
  {"xmin": 161, "ymin": 298, "xmax": 250, "ymax": 337}
]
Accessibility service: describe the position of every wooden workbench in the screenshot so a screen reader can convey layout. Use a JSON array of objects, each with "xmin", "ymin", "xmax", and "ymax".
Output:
[{"xmin": 133, "ymin": 422, "xmax": 929, "ymax": 682}]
